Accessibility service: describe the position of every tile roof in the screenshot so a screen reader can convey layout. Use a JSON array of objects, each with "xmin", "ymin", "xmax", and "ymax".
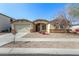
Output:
[
  {"xmin": 33, "ymin": 19, "xmax": 49, "ymax": 22},
  {"xmin": 12, "ymin": 19, "xmax": 32, "ymax": 23}
]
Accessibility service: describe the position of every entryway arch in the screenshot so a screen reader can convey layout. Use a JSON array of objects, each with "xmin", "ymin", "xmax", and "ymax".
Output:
[
  {"xmin": 35, "ymin": 23, "xmax": 46, "ymax": 32},
  {"xmin": 33, "ymin": 19, "xmax": 49, "ymax": 32}
]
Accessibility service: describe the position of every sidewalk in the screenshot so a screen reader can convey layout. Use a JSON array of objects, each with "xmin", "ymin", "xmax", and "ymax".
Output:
[
  {"xmin": 16, "ymin": 38, "xmax": 79, "ymax": 41},
  {"xmin": 0, "ymin": 48, "xmax": 79, "ymax": 55}
]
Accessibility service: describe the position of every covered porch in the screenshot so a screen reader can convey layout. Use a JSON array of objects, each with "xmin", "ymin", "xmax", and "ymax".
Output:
[{"xmin": 32, "ymin": 19, "xmax": 50, "ymax": 33}]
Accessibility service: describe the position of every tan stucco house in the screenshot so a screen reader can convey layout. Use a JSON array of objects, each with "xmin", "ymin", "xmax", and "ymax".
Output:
[{"xmin": 11, "ymin": 17, "xmax": 70, "ymax": 33}]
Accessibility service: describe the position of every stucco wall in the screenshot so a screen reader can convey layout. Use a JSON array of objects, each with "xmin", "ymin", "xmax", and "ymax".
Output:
[
  {"xmin": 50, "ymin": 24, "xmax": 55, "ymax": 29},
  {"xmin": 0, "ymin": 14, "xmax": 11, "ymax": 32}
]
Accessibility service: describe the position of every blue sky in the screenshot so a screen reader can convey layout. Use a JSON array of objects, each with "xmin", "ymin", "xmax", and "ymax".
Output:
[{"xmin": 0, "ymin": 3, "xmax": 67, "ymax": 21}]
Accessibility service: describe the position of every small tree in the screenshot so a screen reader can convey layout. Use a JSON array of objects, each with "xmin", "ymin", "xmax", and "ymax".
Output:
[{"xmin": 66, "ymin": 4, "xmax": 79, "ymax": 24}]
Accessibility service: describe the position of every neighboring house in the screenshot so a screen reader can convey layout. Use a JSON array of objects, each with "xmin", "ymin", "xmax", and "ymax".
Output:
[
  {"xmin": 0, "ymin": 13, "xmax": 13, "ymax": 32},
  {"xmin": 50, "ymin": 15, "xmax": 70, "ymax": 33}
]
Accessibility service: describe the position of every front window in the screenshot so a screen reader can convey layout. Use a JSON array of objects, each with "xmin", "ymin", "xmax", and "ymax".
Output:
[
  {"xmin": 42, "ymin": 24, "xmax": 46, "ymax": 30},
  {"xmin": 60, "ymin": 24, "xmax": 64, "ymax": 29}
]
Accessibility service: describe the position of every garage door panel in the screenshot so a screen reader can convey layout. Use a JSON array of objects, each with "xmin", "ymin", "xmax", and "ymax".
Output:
[{"xmin": 15, "ymin": 24, "xmax": 31, "ymax": 32}]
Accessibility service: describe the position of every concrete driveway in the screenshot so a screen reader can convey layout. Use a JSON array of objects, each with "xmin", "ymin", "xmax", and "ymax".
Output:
[{"xmin": 0, "ymin": 33, "xmax": 27, "ymax": 46}]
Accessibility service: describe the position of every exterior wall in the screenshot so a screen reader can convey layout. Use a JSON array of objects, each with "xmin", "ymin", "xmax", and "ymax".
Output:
[
  {"xmin": 0, "ymin": 14, "xmax": 11, "ymax": 32},
  {"xmin": 46, "ymin": 24, "xmax": 50, "ymax": 33},
  {"xmin": 50, "ymin": 29, "xmax": 67, "ymax": 33},
  {"xmin": 31, "ymin": 24, "xmax": 36, "ymax": 32},
  {"xmin": 34, "ymin": 21, "xmax": 48, "ymax": 24},
  {"xmin": 50, "ymin": 24, "xmax": 56, "ymax": 29},
  {"xmin": 50, "ymin": 24, "xmax": 68, "ymax": 33}
]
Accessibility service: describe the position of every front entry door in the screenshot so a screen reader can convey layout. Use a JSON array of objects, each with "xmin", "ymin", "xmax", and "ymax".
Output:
[
  {"xmin": 36, "ymin": 23, "xmax": 46, "ymax": 32},
  {"xmin": 36, "ymin": 24, "xmax": 40, "ymax": 32}
]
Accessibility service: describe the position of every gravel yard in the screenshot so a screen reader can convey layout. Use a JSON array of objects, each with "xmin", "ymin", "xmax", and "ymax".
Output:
[
  {"xmin": 23, "ymin": 32, "xmax": 79, "ymax": 38},
  {"xmin": 1, "ymin": 41, "xmax": 79, "ymax": 48}
]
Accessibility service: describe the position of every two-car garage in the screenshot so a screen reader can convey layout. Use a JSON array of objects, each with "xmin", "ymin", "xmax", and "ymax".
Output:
[
  {"xmin": 12, "ymin": 20, "xmax": 33, "ymax": 33},
  {"xmin": 14, "ymin": 24, "xmax": 31, "ymax": 32}
]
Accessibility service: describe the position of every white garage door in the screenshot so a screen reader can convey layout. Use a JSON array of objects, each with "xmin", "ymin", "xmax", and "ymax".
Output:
[{"xmin": 15, "ymin": 24, "xmax": 31, "ymax": 32}]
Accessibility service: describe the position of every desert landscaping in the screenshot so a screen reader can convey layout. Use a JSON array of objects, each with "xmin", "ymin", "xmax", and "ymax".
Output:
[{"xmin": 0, "ymin": 32, "xmax": 79, "ymax": 48}]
